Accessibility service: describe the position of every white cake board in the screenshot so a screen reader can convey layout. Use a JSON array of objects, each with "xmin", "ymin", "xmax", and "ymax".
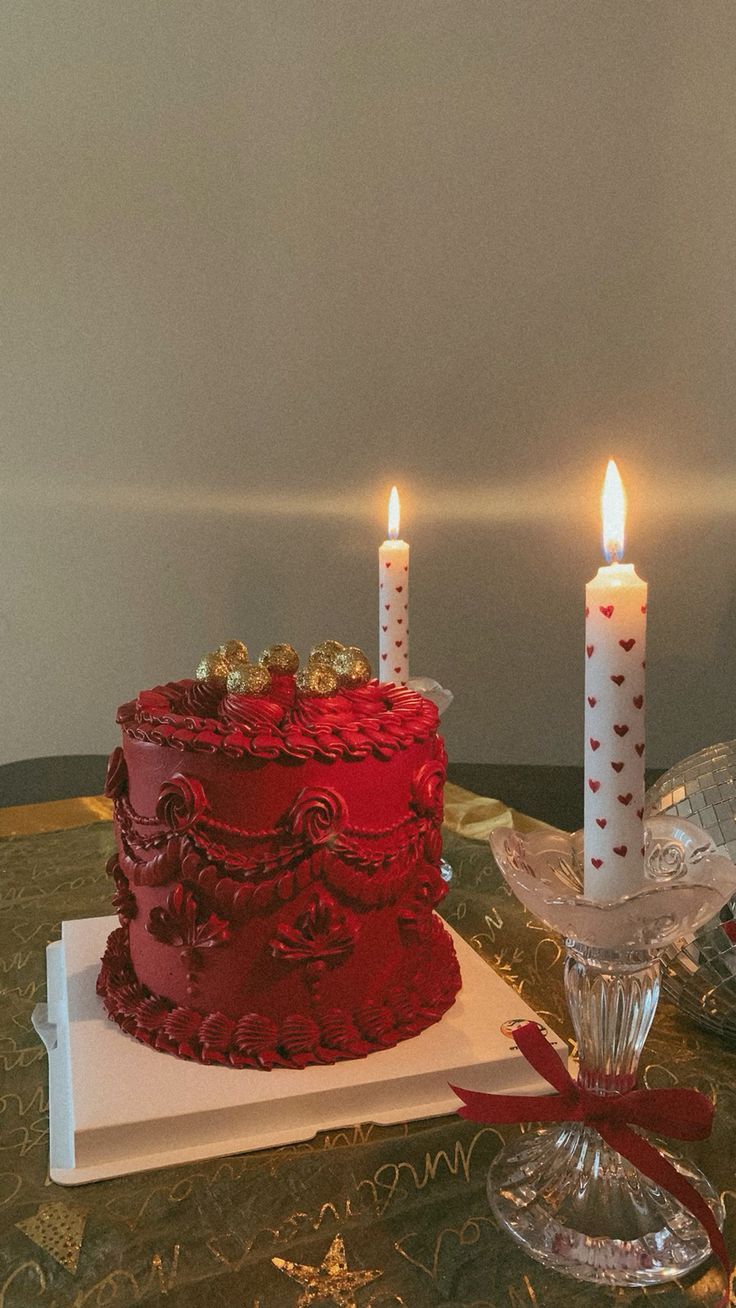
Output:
[{"xmin": 32, "ymin": 916, "xmax": 567, "ymax": 1185}]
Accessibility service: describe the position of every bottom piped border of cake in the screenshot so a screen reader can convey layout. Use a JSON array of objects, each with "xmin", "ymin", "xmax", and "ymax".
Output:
[{"xmin": 96, "ymin": 918, "xmax": 462, "ymax": 1069}]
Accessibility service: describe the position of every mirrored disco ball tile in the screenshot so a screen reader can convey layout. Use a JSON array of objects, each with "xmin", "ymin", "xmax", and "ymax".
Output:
[{"xmin": 646, "ymin": 741, "xmax": 736, "ymax": 1040}]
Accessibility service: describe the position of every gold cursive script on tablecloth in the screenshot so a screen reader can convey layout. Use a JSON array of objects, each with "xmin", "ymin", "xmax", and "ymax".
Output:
[{"xmin": 395, "ymin": 1214, "xmax": 497, "ymax": 1282}]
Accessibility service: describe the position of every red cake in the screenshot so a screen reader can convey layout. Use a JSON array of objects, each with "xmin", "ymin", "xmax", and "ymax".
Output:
[{"xmin": 97, "ymin": 642, "xmax": 461, "ymax": 1068}]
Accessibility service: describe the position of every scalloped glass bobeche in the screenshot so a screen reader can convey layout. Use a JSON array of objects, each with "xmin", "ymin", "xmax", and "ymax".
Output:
[{"xmin": 490, "ymin": 816, "xmax": 736, "ymax": 950}]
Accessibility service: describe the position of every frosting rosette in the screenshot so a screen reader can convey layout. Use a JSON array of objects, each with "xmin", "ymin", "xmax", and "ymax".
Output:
[
  {"xmin": 183, "ymin": 678, "xmax": 223, "ymax": 719},
  {"xmin": 285, "ymin": 787, "xmax": 346, "ymax": 845},
  {"xmin": 411, "ymin": 760, "xmax": 445, "ymax": 822},
  {"xmin": 137, "ymin": 688, "xmax": 174, "ymax": 714},
  {"xmin": 155, "ymin": 774, "xmax": 208, "ymax": 832},
  {"xmin": 221, "ymin": 694, "xmax": 286, "ymax": 731},
  {"xmin": 104, "ymin": 747, "xmax": 127, "ymax": 800}
]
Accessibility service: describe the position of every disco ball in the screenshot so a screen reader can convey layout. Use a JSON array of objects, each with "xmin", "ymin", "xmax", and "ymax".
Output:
[{"xmin": 646, "ymin": 741, "xmax": 736, "ymax": 1040}]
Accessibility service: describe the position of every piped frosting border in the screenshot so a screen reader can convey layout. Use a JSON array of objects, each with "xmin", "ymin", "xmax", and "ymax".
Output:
[{"xmin": 117, "ymin": 677, "xmax": 438, "ymax": 762}]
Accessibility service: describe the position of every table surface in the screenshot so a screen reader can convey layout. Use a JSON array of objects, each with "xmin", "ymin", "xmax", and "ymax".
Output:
[{"xmin": 1, "ymin": 756, "xmax": 727, "ymax": 1308}]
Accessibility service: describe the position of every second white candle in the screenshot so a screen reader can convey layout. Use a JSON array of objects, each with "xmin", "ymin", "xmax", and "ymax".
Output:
[{"xmin": 379, "ymin": 486, "xmax": 409, "ymax": 684}]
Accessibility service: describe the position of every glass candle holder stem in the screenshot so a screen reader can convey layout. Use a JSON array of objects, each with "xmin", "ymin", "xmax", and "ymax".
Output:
[{"xmin": 565, "ymin": 943, "xmax": 659, "ymax": 1095}]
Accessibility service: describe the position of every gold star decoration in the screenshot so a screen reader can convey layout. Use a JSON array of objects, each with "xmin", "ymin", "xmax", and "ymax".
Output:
[
  {"xmin": 16, "ymin": 1202, "xmax": 88, "ymax": 1274},
  {"xmin": 272, "ymin": 1233, "xmax": 382, "ymax": 1307}
]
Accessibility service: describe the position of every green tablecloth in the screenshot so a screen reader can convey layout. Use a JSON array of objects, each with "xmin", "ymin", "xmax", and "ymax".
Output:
[{"xmin": 0, "ymin": 816, "xmax": 733, "ymax": 1307}]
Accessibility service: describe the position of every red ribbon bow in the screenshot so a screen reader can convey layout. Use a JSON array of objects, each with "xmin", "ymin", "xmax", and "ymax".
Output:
[{"xmin": 451, "ymin": 1021, "xmax": 729, "ymax": 1299}]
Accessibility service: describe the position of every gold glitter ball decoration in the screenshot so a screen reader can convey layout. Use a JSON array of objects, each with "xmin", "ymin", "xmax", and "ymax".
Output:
[
  {"xmin": 296, "ymin": 663, "xmax": 340, "ymax": 696},
  {"xmin": 309, "ymin": 639, "xmax": 345, "ymax": 667},
  {"xmin": 197, "ymin": 639, "xmax": 249, "ymax": 685},
  {"xmin": 195, "ymin": 651, "xmax": 230, "ymax": 685},
  {"xmin": 16, "ymin": 1202, "xmax": 88, "ymax": 1275},
  {"xmin": 260, "ymin": 643, "xmax": 300, "ymax": 675},
  {"xmin": 333, "ymin": 646, "xmax": 371, "ymax": 688},
  {"xmin": 226, "ymin": 663, "xmax": 272, "ymax": 695},
  {"xmin": 272, "ymin": 1233, "xmax": 382, "ymax": 1308},
  {"xmin": 217, "ymin": 639, "xmax": 248, "ymax": 666}
]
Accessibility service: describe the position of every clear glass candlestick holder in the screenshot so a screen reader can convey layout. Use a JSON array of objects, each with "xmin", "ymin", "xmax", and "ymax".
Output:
[{"xmin": 487, "ymin": 817, "xmax": 736, "ymax": 1287}]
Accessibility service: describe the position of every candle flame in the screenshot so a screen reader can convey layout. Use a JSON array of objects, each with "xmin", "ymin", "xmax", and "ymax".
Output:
[
  {"xmin": 601, "ymin": 459, "xmax": 626, "ymax": 562},
  {"xmin": 388, "ymin": 485, "xmax": 400, "ymax": 539}
]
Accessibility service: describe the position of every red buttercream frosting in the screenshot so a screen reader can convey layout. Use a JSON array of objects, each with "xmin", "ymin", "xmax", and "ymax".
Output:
[{"xmin": 98, "ymin": 675, "xmax": 461, "ymax": 1067}]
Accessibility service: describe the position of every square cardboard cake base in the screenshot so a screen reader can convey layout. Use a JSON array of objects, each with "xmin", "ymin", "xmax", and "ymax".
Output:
[{"xmin": 33, "ymin": 916, "xmax": 566, "ymax": 1184}]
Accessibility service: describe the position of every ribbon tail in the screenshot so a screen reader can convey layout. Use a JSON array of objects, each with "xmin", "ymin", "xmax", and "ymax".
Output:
[
  {"xmin": 513, "ymin": 1022, "xmax": 577, "ymax": 1096},
  {"xmin": 597, "ymin": 1121, "xmax": 730, "ymax": 1302},
  {"xmin": 451, "ymin": 1084, "xmax": 579, "ymax": 1125}
]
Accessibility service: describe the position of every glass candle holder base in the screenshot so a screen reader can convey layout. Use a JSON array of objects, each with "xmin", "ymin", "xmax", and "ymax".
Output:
[{"xmin": 487, "ymin": 1122, "xmax": 722, "ymax": 1286}]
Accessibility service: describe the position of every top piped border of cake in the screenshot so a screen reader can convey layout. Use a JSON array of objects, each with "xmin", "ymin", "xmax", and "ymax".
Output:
[{"xmin": 117, "ymin": 677, "xmax": 439, "ymax": 762}]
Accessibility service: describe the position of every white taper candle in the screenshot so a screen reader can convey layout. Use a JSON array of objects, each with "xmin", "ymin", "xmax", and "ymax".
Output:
[
  {"xmin": 379, "ymin": 486, "xmax": 409, "ymax": 684},
  {"xmin": 584, "ymin": 462, "xmax": 647, "ymax": 900}
]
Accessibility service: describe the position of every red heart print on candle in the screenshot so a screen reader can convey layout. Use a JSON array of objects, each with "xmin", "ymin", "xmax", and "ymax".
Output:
[
  {"xmin": 637, "ymin": 808, "xmax": 643, "ymax": 819},
  {"xmin": 614, "ymin": 724, "xmax": 629, "ymax": 737},
  {"xmin": 590, "ymin": 738, "xmax": 600, "ymax": 750},
  {"xmin": 596, "ymin": 817, "xmax": 607, "ymax": 828},
  {"xmin": 611, "ymin": 761, "xmax": 624, "ymax": 772},
  {"xmin": 591, "ymin": 857, "xmax": 603, "ymax": 868},
  {"xmin": 382, "ymin": 625, "xmax": 387, "ymax": 632},
  {"xmin": 611, "ymin": 674, "xmax": 625, "ymax": 685},
  {"xmin": 633, "ymin": 695, "xmax": 643, "ymax": 709},
  {"xmin": 396, "ymin": 586, "xmax": 403, "ymax": 593},
  {"xmin": 600, "ymin": 605, "xmax": 614, "ymax": 618},
  {"xmin": 635, "ymin": 743, "xmax": 644, "ymax": 756},
  {"xmin": 587, "ymin": 645, "xmax": 594, "ymax": 658},
  {"xmin": 613, "ymin": 845, "xmax": 628, "ymax": 857},
  {"xmin": 619, "ymin": 638, "xmax": 636, "ymax": 652},
  {"xmin": 588, "ymin": 779, "xmax": 600, "ymax": 793},
  {"xmin": 588, "ymin": 696, "xmax": 597, "ymax": 707},
  {"xmin": 618, "ymin": 793, "xmax": 633, "ymax": 806}
]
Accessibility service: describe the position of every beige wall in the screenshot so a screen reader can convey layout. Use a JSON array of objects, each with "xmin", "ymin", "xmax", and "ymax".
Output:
[{"xmin": 3, "ymin": 1, "xmax": 736, "ymax": 770}]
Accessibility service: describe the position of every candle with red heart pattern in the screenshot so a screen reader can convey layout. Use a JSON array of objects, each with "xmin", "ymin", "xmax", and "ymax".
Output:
[
  {"xmin": 584, "ymin": 460, "xmax": 647, "ymax": 899},
  {"xmin": 379, "ymin": 486, "xmax": 409, "ymax": 685}
]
